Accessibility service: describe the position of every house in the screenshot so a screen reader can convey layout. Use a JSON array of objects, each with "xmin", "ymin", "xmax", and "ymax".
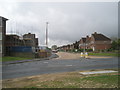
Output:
[
  {"xmin": 66, "ymin": 44, "xmax": 71, "ymax": 51},
  {"xmin": 85, "ymin": 35, "xmax": 91, "ymax": 49},
  {"xmin": 88, "ymin": 32, "xmax": 112, "ymax": 51},
  {"xmin": 79, "ymin": 38, "xmax": 86, "ymax": 49},
  {"xmin": 56, "ymin": 32, "xmax": 112, "ymax": 52},
  {"xmin": 5, "ymin": 33, "xmax": 39, "ymax": 57},
  {"xmin": 23, "ymin": 33, "xmax": 38, "ymax": 47},
  {"xmin": 5, "ymin": 34, "xmax": 25, "ymax": 55},
  {"xmin": 5, "ymin": 34, "xmax": 24, "ymax": 47},
  {"xmin": 70, "ymin": 44, "xmax": 74, "ymax": 50},
  {"xmin": 0, "ymin": 16, "xmax": 8, "ymax": 56},
  {"xmin": 73, "ymin": 41, "xmax": 79, "ymax": 49}
]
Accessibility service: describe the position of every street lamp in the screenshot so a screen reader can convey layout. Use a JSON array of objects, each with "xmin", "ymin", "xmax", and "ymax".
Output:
[
  {"xmin": 46, "ymin": 22, "xmax": 49, "ymax": 47},
  {"xmin": 83, "ymin": 43, "xmax": 85, "ymax": 54}
]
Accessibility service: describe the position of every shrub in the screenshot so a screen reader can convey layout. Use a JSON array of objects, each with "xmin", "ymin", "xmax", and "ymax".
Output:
[{"xmin": 86, "ymin": 49, "xmax": 93, "ymax": 52}]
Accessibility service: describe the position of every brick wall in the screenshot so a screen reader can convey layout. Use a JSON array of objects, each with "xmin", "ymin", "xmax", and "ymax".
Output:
[{"xmin": 95, "ymin": 44, "xmax": 111, "ymax": 50}]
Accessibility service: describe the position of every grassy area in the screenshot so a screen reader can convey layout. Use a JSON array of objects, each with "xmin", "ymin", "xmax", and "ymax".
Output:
[
  {"xmin": 1, "ymin": 57, "xmax": 32, "ymax": 62},
  {"xmin": 2, "ymin": 70, "xmax": 119, "ymax": 88},
  {"xmin": 88, "ymin": 52, "xmax": 119, "ymax": 57}
]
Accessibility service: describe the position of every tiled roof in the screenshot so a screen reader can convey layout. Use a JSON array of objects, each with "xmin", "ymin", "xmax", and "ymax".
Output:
[
  {"xmin": 92, "ymin": 33, "xmax": 111, "ymax": 41},
  {"xmin": 82, "ymin": 38, "xmax": 86, "ymax": 43}
]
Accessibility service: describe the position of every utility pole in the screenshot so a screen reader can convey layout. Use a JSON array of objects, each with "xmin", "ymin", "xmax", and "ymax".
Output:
[{"xmin": 46, "ymin": 22, "xmax": 49, "ymax": 47}]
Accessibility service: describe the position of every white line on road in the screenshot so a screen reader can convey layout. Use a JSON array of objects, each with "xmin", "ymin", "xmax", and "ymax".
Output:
[
  {"xmin": 65, "ymin": 65, "xmax": 73, "ymax": 67},
  {"xmin": 43, "ymin": 62, "xmax": 48, "ymax": 63}
]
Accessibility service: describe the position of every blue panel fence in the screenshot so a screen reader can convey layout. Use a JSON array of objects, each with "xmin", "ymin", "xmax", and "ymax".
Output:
[{"xmin": 10, "ymin": 46, "xmax": 32, "ymax": 52}]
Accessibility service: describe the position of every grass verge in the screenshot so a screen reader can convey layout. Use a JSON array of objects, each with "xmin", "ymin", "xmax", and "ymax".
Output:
[
  {"xmin": 1, "ymin": 57, "xmax": 32, "ymax": 62},
  {"xmin": 2, "ymin": 70, "xmax": 119, "ymax": 88}
]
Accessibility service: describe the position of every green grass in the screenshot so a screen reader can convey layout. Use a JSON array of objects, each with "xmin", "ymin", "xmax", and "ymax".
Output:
[
  {"xmin": 1, "ymin": 56, "xmax": 32, "ymax": 62},
  {"xmin": 88, "ymin": 52, "xmax": 119, "ymax": 57},
  {"xmin": 3, "ymin": 70, "xmax": 119, "ymax": 88},
  {"xmin": 25, "ymin": 74, "xmax": 118, "ymax": 88}
]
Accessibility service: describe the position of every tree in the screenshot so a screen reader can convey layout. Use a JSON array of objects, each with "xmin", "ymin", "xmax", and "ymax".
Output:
[
  {"xmin": 118, "ymin": 39, "xmax": 120, "ymax": 50},
  {"xmin": 111, "ymin": 41, "xmax": 117, "ymax": 50},
  {"xmin": 51, "ymin": 45, "xmax": 57, "ymax": 50},
  {"xmin": 111, "ymin": 39, "xmax": 120, "ymax": 50}
]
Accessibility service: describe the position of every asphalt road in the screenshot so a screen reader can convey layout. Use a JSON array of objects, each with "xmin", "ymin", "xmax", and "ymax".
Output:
[{"xmin": 2, "ymin": 57, "xmax": 118, "ymax": 79}]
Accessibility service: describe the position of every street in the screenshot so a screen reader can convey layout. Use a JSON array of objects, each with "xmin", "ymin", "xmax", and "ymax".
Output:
[{"xmin": 2, "ymin": 56, "xmax": 118, "ymax": 79}]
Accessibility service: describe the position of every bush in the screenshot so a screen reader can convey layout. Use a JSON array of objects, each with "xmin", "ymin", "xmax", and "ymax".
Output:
[
  {"xmin": 77, "ymin": 49, "xmax": 84, "ymax": 52},
  {"xmin": 86, "ymin": 49, "xmax": 93, "ymax": 52}
]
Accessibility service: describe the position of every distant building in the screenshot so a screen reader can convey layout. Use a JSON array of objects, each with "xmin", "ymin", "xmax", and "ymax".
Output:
[
  {"xmin": 0, "ymin": 16, "xmax": 8, "ymax": 56},
  {"xmin": 23, "ymin": 33, "xmax": 38, "ymax": 47},
  {"xmin": 89, "ymin": 32, "xmax": 112, "ymax": 51},
  {"xmin": 5, "ymin": 33, "xmax": 39, "ymax": 56},
  {"xmin": 79, "ymin": 38, "xmax": 86, "ymax": 49},
  {"xmin": 70, "ymin": 44, "xmax": 74, "ymax": 50},
  {"xmin": 73, "ymin": 41, "xmax": 79, "ymax": 49},
  {"xmin": 60, "ymin": 32, "xmax": 112, "ymax": 52},
  {"xmin": 5, "ymin": 34, "xmax": 24, "ymax": 47}
]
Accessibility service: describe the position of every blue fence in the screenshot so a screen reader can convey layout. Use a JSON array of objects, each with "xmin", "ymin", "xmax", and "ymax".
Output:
[{"xmin": 10, "ymin": 46, "xmax": 32, "ymax": 52}]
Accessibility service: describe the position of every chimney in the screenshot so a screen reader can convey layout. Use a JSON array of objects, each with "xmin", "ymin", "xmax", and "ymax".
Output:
[
  {"xmin": 94, "ymin": 32, "xmax": 97, "ymax": 34},
  {"xmin": 86, "ymin": 35, "xmax": 89, "ymax": 38}
]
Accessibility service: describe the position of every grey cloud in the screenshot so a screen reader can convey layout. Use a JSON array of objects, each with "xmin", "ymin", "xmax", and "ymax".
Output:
[{"xmin": 0, "ymin": 2, "xmax": 118, "ymax": 47}]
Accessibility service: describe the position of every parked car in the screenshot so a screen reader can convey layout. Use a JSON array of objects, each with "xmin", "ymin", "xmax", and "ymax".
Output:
[{"xmin": 52, "ymin": 50, "xmax": 58, "ymax": 53}]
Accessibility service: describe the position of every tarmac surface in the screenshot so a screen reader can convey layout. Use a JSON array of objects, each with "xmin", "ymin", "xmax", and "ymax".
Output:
[{"xmin": 2, "ymin": 56, "xmax": 118, "ymax": 79}]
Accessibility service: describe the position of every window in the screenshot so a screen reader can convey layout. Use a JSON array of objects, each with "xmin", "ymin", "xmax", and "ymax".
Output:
[
  {"xmin": 91, "ymin": 41, "xmax": 94, "ymax": 44},
  {"xmin": 0, "ymin": 19, "xmax": 2, "ymax": 27},
  {"xmin": 0, "ymin": 33, "xmax": 2, "ymax": 40}
]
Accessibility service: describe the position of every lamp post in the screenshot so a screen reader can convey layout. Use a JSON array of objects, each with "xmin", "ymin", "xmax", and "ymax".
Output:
[
  {"xmin": 46, "ymin": 22, "xmax": 49, "ymax": 47},
  {"xmin": 84, "ymin": 43, "xmax": 85, "ymax": 53}
]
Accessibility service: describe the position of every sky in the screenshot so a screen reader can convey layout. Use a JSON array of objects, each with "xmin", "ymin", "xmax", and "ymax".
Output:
[{"xmin": 0, "ymin": 0, "xmax": 118, "ymax": 47}]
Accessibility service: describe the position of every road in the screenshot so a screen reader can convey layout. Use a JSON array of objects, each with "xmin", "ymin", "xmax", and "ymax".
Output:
[{"xmin": 2, "ymin": 57, "xmax": 118, "ymax": 80}]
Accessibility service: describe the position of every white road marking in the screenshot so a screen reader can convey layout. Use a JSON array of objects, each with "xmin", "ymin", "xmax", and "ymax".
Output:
[
  {"xmin": 43, "ymin": 62, "xmax": 48, "ymax": 63},
  {"xmin": 66, "ymin": 65, "xmax": 73, "ymax": 67}
]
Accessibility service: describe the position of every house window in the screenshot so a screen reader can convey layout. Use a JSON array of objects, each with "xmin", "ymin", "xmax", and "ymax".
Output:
[
  {"xmin": 91, "ymin": 41, "xmax": 94, "ymax": 44},
  {"xmin": 92, "ymin": 47, "xmax": 95, "ymax": 51},
  {"xmin": 0, "ymin": 19, "xmax": 2, "ymax": 27},
  {"xmin": 0, "ymin": 33, "xmax": 2, "ymax": 40}
]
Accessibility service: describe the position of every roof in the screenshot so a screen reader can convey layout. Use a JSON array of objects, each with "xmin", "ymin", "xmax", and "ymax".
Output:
[
  {"xmin": 0, "ymin": 16, "xmax": 8, "ymax": 20},
  {"xmin": 82, "ymin": 38, "xmax": 86, "ymax": 43},
  {"xmin": 92, "ymin": 33, "xmax": 111, "ymax": 41},
  {"xmin": 6, "ymin": 34, "xmax": 20, "ymax": 37}
]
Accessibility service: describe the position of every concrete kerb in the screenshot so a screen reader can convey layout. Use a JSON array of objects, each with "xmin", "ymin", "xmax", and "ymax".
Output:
[{"xmin": 2, "ymin": 53, "xmax": 59, "ymax": 65}]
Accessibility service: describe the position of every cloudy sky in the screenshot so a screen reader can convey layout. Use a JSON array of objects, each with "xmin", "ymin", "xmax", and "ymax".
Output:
[{"xmin": 0, "ymin": 0, "xmax": 118, "ymax": 47}]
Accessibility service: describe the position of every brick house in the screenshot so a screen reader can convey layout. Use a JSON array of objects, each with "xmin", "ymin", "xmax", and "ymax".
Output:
[
  {"xmin": 73, "ymin": 41, "xmax": 79, "ymax": 49},
  {"xmin": 58, "ymin": 32, "xmax": 112, "ymax": 52},
  {"xmin": 79, "ymin": 38, "xmax": 86, "ymax": 49},
  {"xmin": 70, "ymin": 44, "xmax": 74, "ymax": 50},
  {"xmin": 88, "ymin": 32, "xmax": 112, "ymax": 51},
  {"xmin": 23, "ymin": 33, "xmax": 38, "ymax": 47},
  {"xmin": 0, "ymin": 16, "xmax": 8, "ymax": 56}
]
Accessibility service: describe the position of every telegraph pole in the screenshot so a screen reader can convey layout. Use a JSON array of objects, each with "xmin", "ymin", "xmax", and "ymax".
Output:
[{"xmin": 46, "ymin": 22, "xmax": 49, "ymax": 47}]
